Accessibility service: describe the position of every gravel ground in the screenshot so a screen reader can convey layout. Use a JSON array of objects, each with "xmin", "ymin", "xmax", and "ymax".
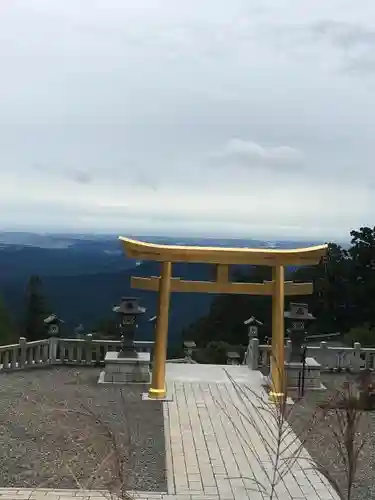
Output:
[
  {"xmin": 0, "ymin": 366, "xmax": 167, "ymax": 492},
  {"xmin": 287, "ymin": 373, "xmax": 375, "ymax": 500}
]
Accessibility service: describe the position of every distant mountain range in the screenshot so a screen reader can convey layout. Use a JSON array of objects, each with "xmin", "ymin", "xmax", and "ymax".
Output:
[{"xmin": 0, "ymin": 231, "xmax": 322, "ymax": 346}]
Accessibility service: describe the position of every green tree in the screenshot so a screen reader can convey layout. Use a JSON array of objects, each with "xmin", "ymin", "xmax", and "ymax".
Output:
[
  {"xmin": 184, "ymin": 240, "xmax": 360, "ymax": 346},
  {"xmin": 347, "ymin": 226, "xmax": 375, "ymax": 327},
  {"xmin": 183, "ymin": 266, "xmax": 272, "ymax": 346},
  {"xmin": 92, "ymin": 317, "xmax": 118, "ymax": 339},
  {"xmin": 193, "ymin": 341, "xmax": 245, "ymax": 364},
  {"xmin": 344, "ymin": 323, "xmax": 375, "ymax": 347},
  {"xmin": 24, "ymin": 275, "xmax": 50, "ymax": 341},
  {"xmin": 0, "ymin": 296, "xmax": 17, "ymax": 345},
  {"xmin": 292, "ymin": 242, "xmax": 352, "ymax": 333}
]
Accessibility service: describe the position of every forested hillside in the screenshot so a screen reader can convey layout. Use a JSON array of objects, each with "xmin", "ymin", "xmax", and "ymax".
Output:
[
  {"xmin": 0, "ymin": 235, "xmax": 318, "ymax": 347},
  {"xmin": 1, "ymin": 227, "xmax": 375, "ymax": 352},
  {"xmin": 0, "ymin": 261, "xmax": 215, "ymax": 347}
]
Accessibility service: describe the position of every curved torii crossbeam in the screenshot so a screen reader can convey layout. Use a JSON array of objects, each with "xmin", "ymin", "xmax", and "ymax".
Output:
[{"xmin": 119, "ymin": 236, "xmax": 328, "ymax": 401}]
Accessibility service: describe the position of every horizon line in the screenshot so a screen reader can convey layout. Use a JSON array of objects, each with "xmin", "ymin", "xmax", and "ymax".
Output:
[{"xmin": 0, "ymin": 228, "xmax": 348, "ymax": 244}]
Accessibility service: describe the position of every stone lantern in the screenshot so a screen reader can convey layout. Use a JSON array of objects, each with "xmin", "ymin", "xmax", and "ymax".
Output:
[
  {"xmin": 184, "ymin": 341, "xmax": 196, "ymax": 361},
  {"xmin": 284, "ymin": 302, "xmax": 315, "ymax": 361},
  {"xmin": 43, "ymin": 314, "xmax": 64, "ymax": 337},
  {"xmin": 226, "ymin": 351, "xmax": 240, "ymax": 365},
  {"xmin": 284, "ymin": 303, "xmax": 322, "ymax": 392},
  {"xmin": 244, "ymin": 316, "xmax": 263, "ymax": 339},
  {"xmin": 99, "ymin": 296, "xmax": 150, "ymax": 385},
  {"xmin": 112, "ymin": 297, "xmax": 146, "ymax": 358}
]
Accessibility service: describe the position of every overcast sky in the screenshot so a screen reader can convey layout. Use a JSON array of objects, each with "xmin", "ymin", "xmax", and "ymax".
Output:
[{"xmin": 0, "ymin": 0, "xmax": 374, "ymax": 241}]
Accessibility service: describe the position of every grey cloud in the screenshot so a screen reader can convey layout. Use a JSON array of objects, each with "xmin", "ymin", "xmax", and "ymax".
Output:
[
  {"xmin": 299, "ymin": 20, "xmax": 375, "ymax": 73},
  {"xmin": 0, "ymin": 196, "xmax": 356, "ymax": 241},
  {"xmin": 263, "ymin": 19, "xmax": 375, "ymax": 74},
  {"xmin": 309, "ymin": 21, "xmax": 375, "ymax": 49},
  {"xmin": 342, "ymin": 55, "xmax": 375, "ymax": 75},
  {"xmin": 0, "ymin": 199, "xmax": 129, "ymax": 219},
  {"xmin": 0, "ymin": 1, "xmax": 374, "ymax": 240},
  {"xmin": 0, "ymin": 198, "xmax": 318, "ymax": 227},
  {"xmin": 309, "ymin": 21, "xmax": 375, "ymax": 73},
  {"xmin": 31, "ymin": 161, "xmax": 147, "ymax": 188},
  {"xmin": 132, "ymin": 171, "xmax": 158, "ymax": 192},
  {"xmin": 66, "ymin": 168, "xmax": 92, "ymax": 185},
  {"xmin": 208, "ymin": 139, "xmax": 303, "ymax": 170},
  {"xmin": 31, "ymin": 163, "xmax": 92, "ymax": 185},
  {"xmin": 31, "ymin": 163, "xmax": 50, "ymax": 173},
  {"xmin": 67, "ymin": 165, "xmax": 159, "ymax": 190}
]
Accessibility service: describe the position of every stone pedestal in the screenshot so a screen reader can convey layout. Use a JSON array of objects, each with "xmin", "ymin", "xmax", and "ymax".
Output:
[
  {"xmin": 98, "ymin": 351, "xmax": 150, "ymax": 384},
  {"xmin": 285, "ymin": 357, "xmax": 324, "ymax": 390}
]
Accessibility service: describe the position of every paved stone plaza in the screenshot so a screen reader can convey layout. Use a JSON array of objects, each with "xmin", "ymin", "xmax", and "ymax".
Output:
[{"xmin": 0, "ymin": 364, "xmax": 339, "ymax": 500}]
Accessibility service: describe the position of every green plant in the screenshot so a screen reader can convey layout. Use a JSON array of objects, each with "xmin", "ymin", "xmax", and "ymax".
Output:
[
  {"xmin": 344, "ymin": 323, "xmax": 375, "ymax": 348},
  {"xmin": 317, "ymin": 380, "xmax": 369, "ymax": 500}
]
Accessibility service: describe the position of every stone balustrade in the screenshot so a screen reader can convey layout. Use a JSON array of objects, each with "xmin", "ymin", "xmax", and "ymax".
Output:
[
  {"xmin": 0, "ymin": 336, "xmax": 154, "ymax": 371},
  {"xmin": 2, "ymin": 335, "xmax": 374, "ymax": 374},
  {"xmin": 245, "ymin": 337, "xmax": 375, "ymax": 373}
]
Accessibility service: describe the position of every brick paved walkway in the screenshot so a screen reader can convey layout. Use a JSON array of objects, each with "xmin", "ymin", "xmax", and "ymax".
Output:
[
  {"xmin": 164, "ymin": 364, "xmax": 339, "ymax": 500},
  {"xmin": 0, "ymin": 364, "xmax": 340, "ymax": 500}
]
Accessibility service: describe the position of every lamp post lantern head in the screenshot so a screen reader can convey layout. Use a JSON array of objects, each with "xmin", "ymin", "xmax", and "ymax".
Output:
[
  {"xmin": 284, "ymin": 303, "xmax": 315, "ymax": 361},
  {"xmin": 112, "ymin": 297, "xmax": 146, "ymax": 357}
]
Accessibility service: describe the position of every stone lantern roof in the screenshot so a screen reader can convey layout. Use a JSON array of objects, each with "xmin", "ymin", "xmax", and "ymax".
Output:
[
  {"xmin": 43, "ymin": 314, "xmax": 64, "ymax": 325},
  {"xmin": 244, "ymin": 316, "xmax": 263, "ymax": 326},
  {"xmin": 112, "ymin": 297, "xmax": 146, "ymax": 315},
  {"xmin": 284, "ymin": 302, "xmax": 315, "ymax": 321}
]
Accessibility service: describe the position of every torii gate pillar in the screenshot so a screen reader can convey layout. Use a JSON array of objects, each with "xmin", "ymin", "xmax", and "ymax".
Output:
[
  {"xmin": 270, "ymin": 265, "xmax": 285, "ymax": 401},
  {"xmin": 149, "ymin": 261, "xmax": 172, "ymax": 399}
]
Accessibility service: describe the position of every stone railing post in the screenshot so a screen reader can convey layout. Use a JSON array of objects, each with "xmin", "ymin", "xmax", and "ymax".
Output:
[
  {"xmin": 85, "ymin": 334, "xmax": 93, "ymax": 364},
  {"xmin": 285, "ymin": 339, "xmax": 292, "ymax": 363},
  {"xmin": 11, "ymin": 347, "xmax": 17, "ymax": 369},
  {"xmin": 248, "ymin": 337, "xmax": 259, "ymax": 370},
  {"xmin": 319, "ymin": 341, "xmax": 328, "ymax": 370},
  {"xmin": 49, "ymin": 337, "xmax": 59, "ymax": 365},
  {"xmin": 353, "ymin": 342, "xmax": 362, "ymax": 372},
  {"xmin": 19, "ymin": 337, "xmax": 27, "ymax": 368}
]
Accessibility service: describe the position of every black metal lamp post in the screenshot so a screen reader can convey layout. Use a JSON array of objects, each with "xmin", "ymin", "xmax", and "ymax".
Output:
[{"xmin": 112, "ymin": 297, "xmax": 146, "ymax": 358}]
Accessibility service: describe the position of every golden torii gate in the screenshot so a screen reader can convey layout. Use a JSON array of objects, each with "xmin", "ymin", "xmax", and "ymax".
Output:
[{"xmin": 119, "ymin": 237, "xmax": 328, "ymax": 401}]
